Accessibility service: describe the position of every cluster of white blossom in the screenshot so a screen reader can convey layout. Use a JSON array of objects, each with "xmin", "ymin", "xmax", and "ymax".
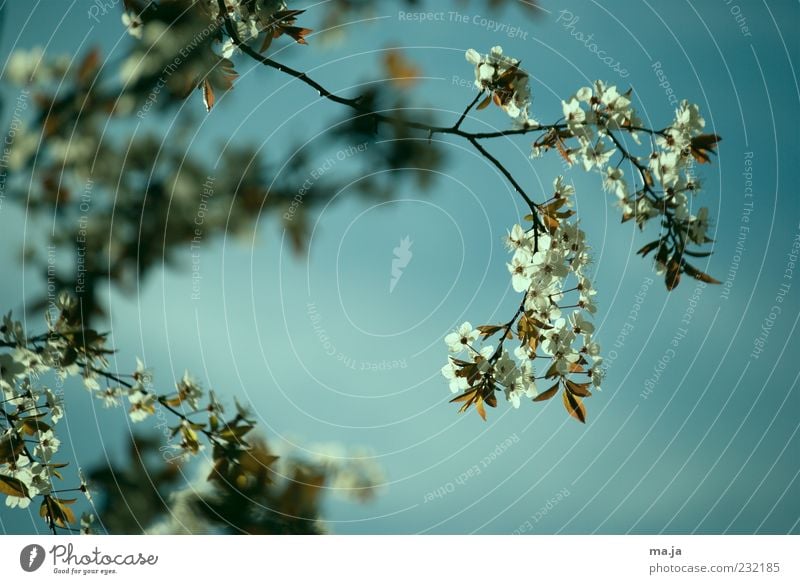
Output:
[
  {"xmin": 0, "ymin": 302, "xmax": 94, "ymax": 515},
  {"xmin": 465, "ymin": 46, "xmax": 535, "ymax": 128},
  {"xmin": 120, "ymin": 0, "xmax": 289, "ymax": 44},
  {"xmin": 1, "ymin": 48, "xmax": 71, "ymax": 172},
  {"xmin": 0, "ymin": 294, "xmax": 216, "ymax": 517},
  {"xmin": 442, "ymin": 177, "xmax": 601, "ymax": 419},
  {"xmin": 541, "ymin": 82, "xmax": 714, "ymax": 267}
]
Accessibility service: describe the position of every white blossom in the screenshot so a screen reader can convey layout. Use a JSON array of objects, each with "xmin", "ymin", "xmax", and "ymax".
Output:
[
  {"xmin": 44, "ymin": 389, "xmax": 63, "ymax": 424},
  {"xmin": 3, "ymin": 47, "xmax": 44, "ymax": 85},
  {"xmin": 33, "ymin": 430, "xmax": 61, "ymax": 461},
  {"xmin": 581, "ymin": 139, "xmax": 615, "ymax": 172},
  {"xmin": 441, "ymin": 359, "xmax": 469, "ymax": 393},
  {"xmin": 122, "ymin": 12, "xmax": 144, "ymax": 39},
  {"xmin": 128, "ymin": 389, "xmax": 156, "ymax": 422},
  {"xmin": 445, "ymin": 322, "xmax": 479, "ymax": 354},
  {"xmin": 177, "ymin": 371, "xmax": 203, "ymax": 410},
  {"xmin": 465, "ymin": 46, "xmax": 532, "ymax": 127}
]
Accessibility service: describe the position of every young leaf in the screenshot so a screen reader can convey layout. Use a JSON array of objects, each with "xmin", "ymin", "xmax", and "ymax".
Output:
[
  {"xmin": 683, "ymin": 249, "xmax": 713, "ymax": 258},
  {"xmin": 0, "ymin": 474, "xmax": 30, "ymax": 498},
  {"xmin": 202, "ymin": 79, "xmax": 215, "ymax": 112},
  {"xmin": 565, "ymin": 379, "xmax": 592, "ymax": 397},
  {"xmin": 683, "ymin": 263, "xmax": 721, "ymax": 284},
  {"xmin": 40, "ymin": 496, "xmax": 77, "ymax": 528},
  {"xmin": 450, "ymin": 388, "xmax": 478, "ymax": 404},
  {"xmin": 562, "ymin": 390, "xmax": 587, "ymax": 423},
  {"xmin": 690, "ymin": 134, "xmax": 722, "ymax": 164},
  {"xmin": 533, "ymin": 382, "xmax": 560, "ymax": 402},
  {"xmin": 19, "ymin": 419, "xmax": 53, "ymax": 436},
  {"xmin": 665, "ymin": 258, "xmax": 682, "ymax": 290},
  {"xmin": 0, "ymin": 432, "xmax": 25, "ymax": 463},
  {"xmin": 637, "ymin": 240, "xmax": 661, "ymax": 257},
  {"xmin": 475, "ymin": 397, "xmax": 487, "ymax": 421},
  {"xmin": 477, "ymin": 324, "xmax": 504, "ymax": 338}
]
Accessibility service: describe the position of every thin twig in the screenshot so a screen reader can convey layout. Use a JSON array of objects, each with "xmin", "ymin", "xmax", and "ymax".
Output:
[{"xmin": 453, "ymin": 90, "xmax": 485, "ymax": 131}]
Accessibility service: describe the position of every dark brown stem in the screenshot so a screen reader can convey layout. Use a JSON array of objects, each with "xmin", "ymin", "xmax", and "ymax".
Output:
[
  {"xmin": 217, "ymin": 1, "xmax": 546, "ymax": 226},
  {"xmin": 453, "ymin": 91, "xmax": 485, "ymax": 131},
  {"xmin": 88, "ymin": 366, "xmax": 224, "ymax": 448},
  {"xmin": 489, "ymin": 294, "xmax": 528, "ymax": 362}
]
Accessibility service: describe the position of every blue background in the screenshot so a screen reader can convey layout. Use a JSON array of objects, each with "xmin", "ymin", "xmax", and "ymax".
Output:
[{"xmin": 0, "ymin": 0, "xmax": 798, "ymax": 534}]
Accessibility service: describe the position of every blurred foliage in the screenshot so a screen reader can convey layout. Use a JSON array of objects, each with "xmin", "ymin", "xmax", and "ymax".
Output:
[
  {"xmin": 0, "ymin": 0, "xmax": 503, "ymax": 325},
  {"xmin": 0, "ymin": 0, "xmax": 543, "ymax": 535},
  {"xmin": 89, "ymin": 434, "xmax": 383, "ymax": 534}
]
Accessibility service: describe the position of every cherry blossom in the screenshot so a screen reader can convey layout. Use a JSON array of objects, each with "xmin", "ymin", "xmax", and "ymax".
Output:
[{"xmin": 445, "ymin": 322, "xmax": 480, "ymax": 354}]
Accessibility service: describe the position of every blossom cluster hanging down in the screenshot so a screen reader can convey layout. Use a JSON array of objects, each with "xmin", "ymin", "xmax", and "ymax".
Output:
[
  {"xmin": 0, "ymin": 295, "xmax": 254, "ymax": 529},
  {"xmin": 442, "ymin": 177, "xmax": 601, "ymax": 422},
  {"xmin": 442, "ymin": 48, "xmax": 721, "ymax": 420},
  {"xmin": 536, "ymin": 81, "xmax": 720, "ymax": 289},
  {"xmin": 465, "ymin": 46, "xmax": 535, "ymax": 128}
]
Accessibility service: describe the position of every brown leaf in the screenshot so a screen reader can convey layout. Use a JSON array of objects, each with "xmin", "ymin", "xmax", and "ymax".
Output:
[
  {"xmin": 533, "ymin": 382, "xmax": 560, "ymax": 402},
  {"xmin": 76, "ymin": 47, "xmax": 100, "ymax": 87},
  {"xmin": 259, "ymin": 32, "xmax": 275, "ymax": 53},
  {"xmin": 542, "ymin": 198, "xmax": 567, "ymax": 214},
  {"xmin": 555, "ymin": 140, "xmax": 573, "ymax": 166},
  {"xmin": 543, "ymin": 214, "xmax": 560, "ymax": 233},
  {"xmin": 280, "ymin": 26, "xmax": 312, "ymax": 45},
  {"xmin": 567, "ymin": 361, "xmax": 585, "ymax": 374},
  {"xmin": 475, "ymin": 397, "xmax": 487, "ymax": 421},
  {"xmin": 19, "ymin": 419, "xmax": 52, "ymax": 436},
  {"xmin": 684, "ymin": 249, "xmax": 713, "ymax": 258},
  {"xmin": 683, "ymin": 263, "xmax": 721, "ymax": 284},
  {"xmin": 0, "ymin": 474, "xmax": 30, "ymax": 498},
  {"xmin": 0, "ymin": 432, "xmax": 25, "ymax": 463},
  {"xmin": 476, "ymin": 95, "xmax": 492, "ymax": 110},
  {"xmin": 565, "ymin": 379, "xmax": 592, "ymax": 397},
  {"xmin": 690, "ymin": 134, "xmax": 721, "ymax": 164},
  {"xmin": 637, "ymin": 240, "xmax": 661, "ymax": 257},
  {"xmin": 562, "ymin": 390, "xmax": 587, "ymax": 423},
  {"xmin": 477, "ymin": 324, "xmax": 504, "ymax": 338},
  {"xmin": 450, "ymin": 389, "xmax": 478, "ymax": 404},
  {"xmin": 40, "ymin": 497, "xmax": 77, "ymax": 528},
  {"xmin": 665, "ymin": 257, "xmax": 682, "ymax": 290},
  {"xmin": 517, "ymin": 314, "xmax": 537, "ymax": 341}
]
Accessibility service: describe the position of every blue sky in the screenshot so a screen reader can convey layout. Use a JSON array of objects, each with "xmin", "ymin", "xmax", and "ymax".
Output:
[{"xmin": 1, "ymin": 0, "xmax": 798, "ymax": 534}]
